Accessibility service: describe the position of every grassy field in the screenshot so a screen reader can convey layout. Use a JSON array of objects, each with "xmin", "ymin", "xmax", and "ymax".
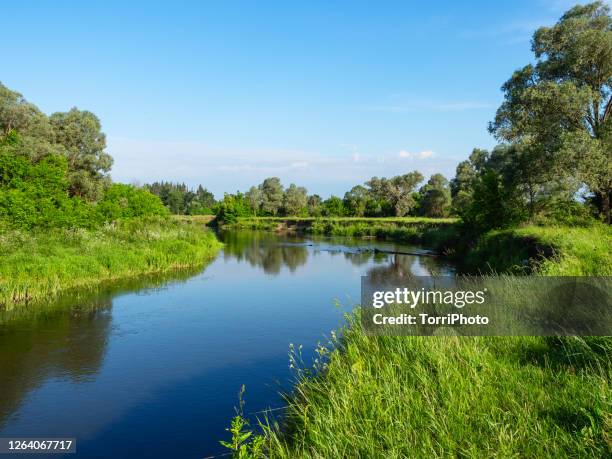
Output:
[
  {"xmin": 0, "ymin": 216, "xmax": 222, "ymax": 309},
  {"xmin": 219, "ymin": 219, "xmax": 612, "ymax": 458}
]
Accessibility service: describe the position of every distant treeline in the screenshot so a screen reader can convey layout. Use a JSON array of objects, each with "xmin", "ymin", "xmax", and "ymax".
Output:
[
  {"xmin": 145, "ymin": 182, "xmax": 215, "ymax": 215},
  {"xmin": 215, "ymin": 173, "xmax": 452, "ymax": 223},
  {"xmin": 218, "ymin": 2, "xmax": 611, "ymax": 230}
]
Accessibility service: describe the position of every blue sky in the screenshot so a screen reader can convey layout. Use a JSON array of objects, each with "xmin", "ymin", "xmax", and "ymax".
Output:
[{"xmin": 1, "ymin": 0, "xmax": 596, "ymax": 197}]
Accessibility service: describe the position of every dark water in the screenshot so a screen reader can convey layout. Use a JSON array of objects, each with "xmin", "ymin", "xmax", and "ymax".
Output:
[{"xmin": 0, "ymin": 231, "xmax": 452, "ymax": 458}]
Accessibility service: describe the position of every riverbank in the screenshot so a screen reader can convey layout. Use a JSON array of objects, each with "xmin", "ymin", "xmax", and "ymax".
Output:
[
  {"xmin": 219, "ymin": 218, "xmax": 611, "ymax": 457},
  {"xmin": 0, "ymin": 217, "xmax": 222, "ymax": 309},
  {"xmin": 229, "ymin": 216, "xmax": 456, "ymax": 241},
  {"xmin": 227, "ymin": 216, "xmax": 612, "ymax": 275}
]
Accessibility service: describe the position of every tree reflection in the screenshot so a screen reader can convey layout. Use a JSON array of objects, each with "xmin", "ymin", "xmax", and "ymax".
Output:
[
  {"xmin": 0, "ymin": 267, "xmax": 207, "ymax": 431},
  {"xmin": 221, "ymin": 231, "xmax": 308, "ymax": 274}
]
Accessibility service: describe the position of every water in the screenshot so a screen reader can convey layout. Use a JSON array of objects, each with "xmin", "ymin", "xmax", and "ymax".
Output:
[{"xmin": 0, "ymin": 231, "xmax": 453, "ymax": 458}]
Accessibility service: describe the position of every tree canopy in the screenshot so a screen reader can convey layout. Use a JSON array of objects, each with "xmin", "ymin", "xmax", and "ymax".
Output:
[{"xmin": 489, "ymin": 1, "xmax": 612, "ymax": 222}]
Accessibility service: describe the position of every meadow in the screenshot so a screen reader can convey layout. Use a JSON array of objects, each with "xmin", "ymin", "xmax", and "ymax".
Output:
[{"xmin": 0, "ymin": 217, "xmax": 222, "ymax": 309}]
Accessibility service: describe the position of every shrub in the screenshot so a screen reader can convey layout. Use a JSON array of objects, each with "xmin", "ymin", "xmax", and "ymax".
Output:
[{"xmin": 97, "ymin": 184, "xmax": 168, "ymax": 221}]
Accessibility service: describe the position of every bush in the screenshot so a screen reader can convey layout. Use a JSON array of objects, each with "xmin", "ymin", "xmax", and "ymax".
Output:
[
  {"xmin": 97, "ymin": 184, "xmax": 168, "ymax": 221},
  {"xmin": 0, "ymin": 149, "xmax": 96, "ymax": 229},
  {"xmin": 214, "ymin": 193, "xmax": 252, "ymax": 224}
]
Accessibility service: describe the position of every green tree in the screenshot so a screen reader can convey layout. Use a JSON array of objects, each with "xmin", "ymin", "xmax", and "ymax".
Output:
[
  {"xmin": 260, "ymin": 177, "xmax": 284, "ymax": 215},
  {"xmin": 419, "ymin": 173, "xmax": 451, "ymax": 217},
  {"xmin": 322, "ymin": 196, "xmax": 345, "ymax": 216},
  {"xmin": 489, "ymin": 1, "xmax": 612, "ymax": 222},
  {"xmin": 307, "ymin": 194, "xmax": 322, "ymax": 216},
  {"xmin": 215, "ymin": 192, "xmax": 252, "ymax": 223},
  {"xmin": 283, "ymin": 183, "xmax": 308, "ymax": 216},
  {"xmin": 50, "ymin": 108, "xmax": 113, "ymax": 201},
  {"xmin": 463, "ymin": 170, "xmax": 526, "ymax": 231},
  {"xmin": 343, "ymin": 185, "xmax": 370, "ymax": 217},
  {"xmin": 245, "ymin": 185, "xmax": 261, "ymax": 216},
  {"xmin": 367, "ymin": 171, "xmax": 423, "ymax": 216}
]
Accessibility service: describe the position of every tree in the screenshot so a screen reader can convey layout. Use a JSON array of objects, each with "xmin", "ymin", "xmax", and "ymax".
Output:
[
  {"xmin": 419, "ymin": 174, "xmax": 451, "ymax": 217},
  {"xmin": 0, "ymin": 83, "xmax": 51, "ymax": 138},
  {"xmin": 283, "ymin": 183, "xmax": 308, "ymax": 216},
  {"xmin": 343, "ymin": 185, "xmax": 370, "ymax": 217},
  {"xmin": 260, "ymin": 177, "xmax": 284, "ymax": 215},
  {"xmin": 489, "ymin": 1, "xmax": 612, "ymax": 222},
  {"xmin": 366, "ymin": 171, "xmax": 423, "ymax": 216},
  {"xmin": 215, "ymin": 192, "xmax": 252, "ymax": 223},
  {"xmin": 307, "ymin": 194, "xmax": 322, "ymax": 216},
  {"xmin": 462, "ymin": 170, "xmax": 526, "ymax": 231},
  {"xmin": 187, "ymin": 185, "xmax": 216, "ymax": 214},
  {"xmin": 322, "ymin": 196, "xmax": 345, "ymax": 216},
  {"xmin": 245, "ymin": 186, "xmax": 261, "ymax": 215},
  {"xmin": 50, "ymin": 108, "xmax": 113, "ymax": 201}
]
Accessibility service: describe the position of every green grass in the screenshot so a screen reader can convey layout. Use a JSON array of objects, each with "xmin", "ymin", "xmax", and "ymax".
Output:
[
  {"xmin": 0, "ymin": 216, "xmax": 222, "ymax": 309},
  {"xmin": 219, "ymin": 220, "xmax": 612, "ymax": 458},
  {"xmin": 256, "ymin": 319, "xmax": 610, "ymax": 458},
  {"xmin": 515, "ymin": 225, "xmax": 612, "ymax": 276},
  {"xmin": 230, "ymin": 216, "xmax": 457, "ymax": 245}
]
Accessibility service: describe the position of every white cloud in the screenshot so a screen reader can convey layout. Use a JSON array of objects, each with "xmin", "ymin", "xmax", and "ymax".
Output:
[
  {"xmin": 107, "ymin": 137, "xmax": 456, "ymax": 198},
  {"xmin": 399, "ymin": 150, "xmax": 435, "ymax": 159}
]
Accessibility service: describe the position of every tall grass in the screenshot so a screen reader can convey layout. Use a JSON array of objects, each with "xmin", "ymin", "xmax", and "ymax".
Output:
[
  {"xmin": 256, "ymin": 315, "xmax": 610, "ymax": 458},
  {"xmin": 220, "ymin": 221, "xmax": 612, "ymax": 458},
  {"xmin": 0, "ymin": 216, "xmax": 222, "ymax": 309}
]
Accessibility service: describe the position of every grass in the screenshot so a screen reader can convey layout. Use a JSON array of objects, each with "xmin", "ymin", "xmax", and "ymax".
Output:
[
  {"xmin": 0, "ymin": 216, "xmax": 222, "ymax": 309},
  {"xmin": 218, "ymin": 219, "xmax": 612, "ymax": 458},
  {"xmin": 256, "ymin": 320, "xmax": 611, "ymax": 458}
]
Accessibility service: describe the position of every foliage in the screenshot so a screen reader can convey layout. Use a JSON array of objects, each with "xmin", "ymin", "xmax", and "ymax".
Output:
[
  {"xmin": 260, "ymin": 177, "xmax": 284, "ymax": 216},
  {"xmin": 282, "ymin": 184, "xmax": 307, "ymax": 216},
  {"xmin": 0, "ymin": 143, "xmax": 94, "ymax": 229},
  {"xmin": 146, "ymin": 181, "xmax": 216, "ymax": 215},
  {"xmin": 215, "ymin": 193, "xmax": 253, "ymax": 224},
  {"xmin": 489, "ymin": 1, "xmax": 612, "ymax": 222},
  {"xmin": 461, "ymin": 170, "xmax": 527, "ymax": 231},
  {"xmin": 49, "ymin": 108, "xmax": 112, "ymax": 201},
  {"xmin": 1, "ymin": 83, "xmax": 113, "ymax": 201},
  {"xmin": 419, "ymin": 173, "xmax": 451, "ymax": 217},
  {"xmin": 220, "ymin": 386, "xmax": 264, "ymax": 458},
  {"xmin": 0, "ymin": 217, "xmax": 222, "ymax": 308},
  {"xmin": 366, "ymin": 171, "xmax": 423, "ymax": 216},
  {"xmin": 97, "ymin": 184, "xmax": 168, "ymax": 220},
  {"xmin": 321, "ymin": 195, "xmax": 345, "ymax": 216}
]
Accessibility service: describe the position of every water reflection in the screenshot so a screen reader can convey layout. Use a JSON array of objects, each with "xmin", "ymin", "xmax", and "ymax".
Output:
[
  {"xmin": 0, "ymin": 268, "xmax": 204, "ymax": 431},
  {"xmin": 219, "ymin": 230, "xmax": 451, "ymax": 278},
  {"xmin": 0, "ymin": 231, "xmax": 452, "ymax": 457},
  {"xmin": 220, "ymin": 231, "xmax": 308, "ymax": 274}
]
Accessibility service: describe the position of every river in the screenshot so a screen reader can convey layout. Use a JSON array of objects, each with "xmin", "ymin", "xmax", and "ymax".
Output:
[{"xmin": 0, "ymin": 230, "xmax": 453, "ymax": 458}]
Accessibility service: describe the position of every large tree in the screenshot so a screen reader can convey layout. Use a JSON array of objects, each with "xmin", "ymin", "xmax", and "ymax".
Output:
[
  {"xmin": 367, "ymin": 171, "xmax": 423, "ymax": 217},
  {"xmin": 245, "ymin": 185, "xmax": 262, "ymax": 215},
  {"xmin": 489, "ymin": 2, "xmax": 612, "ymax": 222},
  {"xmin": 50, "ymin": 108, "xmax": 113, "ymax": 201},
  {"xmin": 419, "ymin": 173, "xmax": 451, "ymax": 218},
  {"xmin": 343, "ymin": 185, "xmax": 370, "ymax": 217},
  {"xmin": 260, "ymin": 177, "xmax": 284, "ymax": 215},
  {"xmin": 283, "ymin": 183, "xmax": 308, "ymax": 215}
]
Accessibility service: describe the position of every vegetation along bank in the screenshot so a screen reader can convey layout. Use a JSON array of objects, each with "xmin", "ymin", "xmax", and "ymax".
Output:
[{"xmin": 0, "ymin": 84, "xmax": 221, "ymax": 310}]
